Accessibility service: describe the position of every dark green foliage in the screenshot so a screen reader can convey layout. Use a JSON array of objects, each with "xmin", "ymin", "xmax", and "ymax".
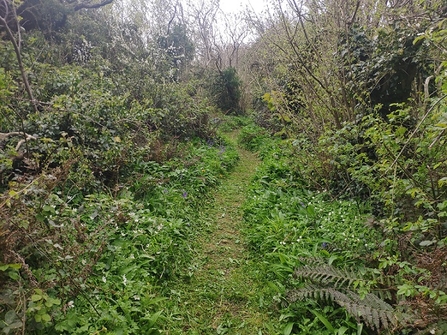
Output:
[
  {"xmin": 0, "ymin": 3, "xmax": 239, "ymax": 332},
  {"xmin": 0, "ymin": 138, "xmax": 239, "ymax": 334},
  {"xmin": 283, "ymin": 77, "xmax": 306, "ymax": 114},
  {"xmin": 238, "ymin": 123, "xmax": 447, "ymax": 333},
  {"xmin": 157, "ymin": 24, "xmax": 195, "ymax": 81},
  {"xmin": 3, "ymin": 0, "xmax": 447, "ymax": 333},
  {"xmin": 211, "ymin": 67, "xmax": 243, "ymax": 114},
  {"xmin": 339, "ymin": 22, "xmax": 429, "ymax": 118}
]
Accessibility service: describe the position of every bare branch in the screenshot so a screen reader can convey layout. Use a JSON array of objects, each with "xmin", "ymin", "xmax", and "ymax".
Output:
[
  {"xmin": 0, "ymin": 1, "xmax": 39, "ymax": 113},
  {"xmin": 0, "ymin": 132, "xmax": 37, "ymax": 152},
  {"xmin": 73, "ymin": 0, "xmax": 114, "ymax": 11}
]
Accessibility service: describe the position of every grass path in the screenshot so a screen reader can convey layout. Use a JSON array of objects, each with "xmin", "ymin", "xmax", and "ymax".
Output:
[{"xmin": 164, "ymin": 133, "xmax": 280, "ymax": 334}]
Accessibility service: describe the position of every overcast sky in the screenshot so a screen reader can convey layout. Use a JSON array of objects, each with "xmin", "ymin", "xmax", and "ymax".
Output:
[{"xmin": 219, "ymin": 0, "xmax": 266, "ymax": 14}]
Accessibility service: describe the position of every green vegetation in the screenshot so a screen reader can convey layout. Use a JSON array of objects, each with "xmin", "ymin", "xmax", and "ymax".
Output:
[
  {"xmin": 160, "ymin": 132, "xmax": 281, "ymax": 334},
  {"xmin": 1, "ymin": 0, "xmax": 447, "ymax": 334}
]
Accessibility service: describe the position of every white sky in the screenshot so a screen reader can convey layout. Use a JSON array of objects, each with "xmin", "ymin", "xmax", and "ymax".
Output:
[{"xmin": 219, "ymin": 0, "xmax": 266, "ymax": 14}]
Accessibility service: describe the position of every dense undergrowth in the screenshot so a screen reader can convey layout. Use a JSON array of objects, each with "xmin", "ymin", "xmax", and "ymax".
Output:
[
  {"xmin": 2, "ymin": 0, "xmax": 447, "ymax": 334},
  {"xmin": 0, "ymin": 2, "xmax": 244, "ymax": 332},
  {"xmin": 238, "ymin": 123, "xmax": 447, "ymax": 335},
  {"xmin": 1, "ymin": 133, "xmax": 239, "ymax": 333}
]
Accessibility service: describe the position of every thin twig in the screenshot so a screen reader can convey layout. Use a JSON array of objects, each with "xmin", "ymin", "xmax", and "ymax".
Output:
[
  {"xmin": 385, "ymin": 94, "xmax": 447, "ymax": 174},
  {"xmin": 0, "ymin": 2, "xmax": 39, "ymax": 113}
]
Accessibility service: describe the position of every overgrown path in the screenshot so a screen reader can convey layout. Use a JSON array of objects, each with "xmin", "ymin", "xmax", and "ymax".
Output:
[{"xmin": 164, "ymin": 133, "xmax": 279, "ymax": 334}]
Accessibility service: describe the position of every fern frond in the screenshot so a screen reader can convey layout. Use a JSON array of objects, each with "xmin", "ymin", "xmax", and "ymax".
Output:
[
  {"xmin": 287, "ymin": 286, "xmax": 396, "ymax": 331},
  {"xmin": 341, "ymin": 291, "xmax": 396, "ymax": 331},
  {"xmin": 293, "ymin": 264, "xmax": 365, "ymax": 290},
  {"xmin": 289, "ymin": 259, "xmax": 402, "ymax": 332}
]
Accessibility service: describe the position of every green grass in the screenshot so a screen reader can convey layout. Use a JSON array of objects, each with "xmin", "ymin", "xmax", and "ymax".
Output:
[{"xmin": 161, "ymin": 131, "xmax": 283, "ymax": 334}]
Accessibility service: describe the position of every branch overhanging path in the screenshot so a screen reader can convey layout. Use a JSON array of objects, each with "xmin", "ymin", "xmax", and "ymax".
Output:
[{"xmin": 163, "ymin": 132, "xmax": 278, "ymax": 334}]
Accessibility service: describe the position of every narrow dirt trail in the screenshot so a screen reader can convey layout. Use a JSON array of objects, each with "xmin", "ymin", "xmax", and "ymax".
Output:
[{"xmin": 164, "ymin": 134, "xmax": 279, "ymax": 334}]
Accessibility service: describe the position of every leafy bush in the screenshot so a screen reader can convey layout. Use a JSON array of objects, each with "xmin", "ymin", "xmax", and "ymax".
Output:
[
  {"xmin": 237, "ymin": 124, "xmax": 270, "ymax": 152},
  {"xmin": 210, "ymin": 67, "xmax": 243, "ymax": 115},
  {"xmin": 0, "ymin": 136, "xmax": 239, "ymax": 333}
]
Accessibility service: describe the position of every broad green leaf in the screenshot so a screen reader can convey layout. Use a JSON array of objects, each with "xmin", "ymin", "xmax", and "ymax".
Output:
[
  {"xmin": 5, "ymin": 310, "xmax": 17, "ymax": 324},
  {"xmin": 8, "ymin": 190, "xmax": 18, "ymax": 198},
  {"xmin": 283, "ymin": 322, "xmax": 294, "ymax": 335},
  {"xmin": 146, "ymin": 310, "xmax": 163, "ymax": 326},
  {"xmin": 9, "ymin": 321, "xmax": 23, "ymax": 329},
  {"xmin": 419, "ymin": 240, "xmax": 435, "ymax": 247},
  {"xmin": 357, "ymin": 323, "xmax": 363, "ymax": 335},
  {"xmin": 41, "ymin": 313, "xmax": 51, "ymax": 323},
  {"xmin": 0, "ymin": 263, "xmax": 21, "ymax": 271},
  {"xmin": 413, "ymin": 34, "xmax": 426, "ymax": 45},
  {"xmin": 328, "ymin": 255, "xmax": 339, "ymax": 265},
  {"xmin": 8, "ymin": 271, "xmax": 20, "ymax": 280},
  {"xmin": 31, "ymin": 294, "xmax": 43, "ymax": 302},
  {"xmin": 310, "ymin": 309, "xmax": 334, "ymax": 332},
  {"xmin": 337, "ymin": 326, "xmax": 349, "ymax": 334},
  {"xmin": 42, "ymin": 205, "xmax": 55, "ymax": 213}
]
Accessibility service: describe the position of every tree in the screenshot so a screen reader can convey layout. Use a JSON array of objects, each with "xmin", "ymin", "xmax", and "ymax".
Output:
[
  {"xmin": 0, "ymin": 0, "xmax": 115, "ymax": 34},
  {"xmin": 187, "ymin": 0, "xmax": 220, "ymax": 67},
  {"xmin": 157, "ymin": 23, "xmax": 195, "ymax": 81},
  {"xmin": 211, "ymin": 66, "xmax": 242, "ymax": 114},
  {"xmin": 0, "ymin": 0, "xmax": 38, "ymax": 112}
]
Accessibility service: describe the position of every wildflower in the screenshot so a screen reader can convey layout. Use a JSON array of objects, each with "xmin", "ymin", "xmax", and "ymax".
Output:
[
  {"xmin": 67, "ymin": 301, "xmax": 75, "ymax": 309},
  {"xmin": 321, "ymin": 242, "xmax": 328, "ymax": 249},
  {"xmin": 182, "ymin": 191, "xmax": 188, "ymax": 198}
]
